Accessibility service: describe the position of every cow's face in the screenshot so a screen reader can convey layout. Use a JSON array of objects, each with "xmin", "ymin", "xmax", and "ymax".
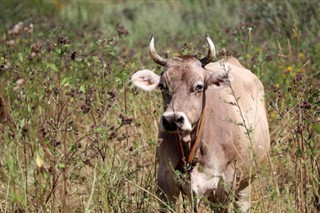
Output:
[
  {"xmin": 158, "ymin": 58, "xmax": 207, "ymax": 132},
  {"xmin": 131, "ymin": 36, "xmax": 232, "ymax": 133}
]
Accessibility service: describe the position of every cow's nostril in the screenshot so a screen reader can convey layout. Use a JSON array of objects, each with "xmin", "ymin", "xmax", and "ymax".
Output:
[
  {"xmin": 162, "ymin": 115, "xmax": 178, "ymax": 132},
  {"xmin": 162, "ymin": 116, "xmax": 169, "ymax": 126},
  {"xmin": 175, "ymin": 116, "xmax": 184, "ymax": 125}
]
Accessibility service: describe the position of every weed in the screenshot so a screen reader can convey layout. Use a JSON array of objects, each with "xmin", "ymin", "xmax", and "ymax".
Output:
[{"xmin": 0, "ymin": 0, "xmax": 319, "ymax": 212}]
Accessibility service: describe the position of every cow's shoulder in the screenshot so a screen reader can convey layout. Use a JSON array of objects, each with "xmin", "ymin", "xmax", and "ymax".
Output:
[{"xmin": 206, "ymin": 57, "xmax": 264, "ymax": 95}]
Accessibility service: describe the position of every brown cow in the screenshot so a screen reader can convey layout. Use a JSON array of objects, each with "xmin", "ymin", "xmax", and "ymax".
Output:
[{"xmin": 131, "ymin": 35, "xmax": 270, "ymax": 212}]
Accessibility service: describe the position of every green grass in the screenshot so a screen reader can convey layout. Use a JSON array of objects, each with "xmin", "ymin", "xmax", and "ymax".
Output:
[{"xmin": 0, "ymin": 0, "xmax": 319, "ymax": 212}]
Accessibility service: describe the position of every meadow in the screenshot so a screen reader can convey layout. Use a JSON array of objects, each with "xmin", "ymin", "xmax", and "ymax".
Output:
[{"xmin": 0, "ymin": 0, "xmax": 319, "ymax": 212}]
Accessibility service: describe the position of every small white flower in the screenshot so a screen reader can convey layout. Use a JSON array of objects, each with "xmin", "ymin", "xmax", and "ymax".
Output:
[{"xmin": 16, "ymin": 78, "xmax": 25, "ymax": 86}]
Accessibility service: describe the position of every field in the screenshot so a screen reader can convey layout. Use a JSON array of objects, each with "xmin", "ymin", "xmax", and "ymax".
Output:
[{"xmin": 0, "ymin": 0, "xmax": 319, "ymax": 212}]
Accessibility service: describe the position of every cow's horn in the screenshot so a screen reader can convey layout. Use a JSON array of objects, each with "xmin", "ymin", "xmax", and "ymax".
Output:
[
  {"xmin": 200, "ymin": 35, "xmax": 216, "ymax": 67},
  {"xmin": 149, "ymin": 35, "xmax": 168, "ymax": 66}
]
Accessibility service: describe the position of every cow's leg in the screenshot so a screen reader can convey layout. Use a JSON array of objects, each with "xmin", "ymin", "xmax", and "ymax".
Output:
[
  {"xmin": 208, "ymin": 181, "xmax": 229, "ymax": 213},
  {"xmin": 157, "ymin": 165, "xmax": 180, "ymax": 212},
  {"xmin": 182, "ymin": 193, "xmax": 188, "ymax": 213},
  {"xmin": 192, "ymin": 192, "xmax": 201, "ymax": 213},
  {"xmin": 181, "ymin": 191, "xmax": 199, "ymax": 213}
]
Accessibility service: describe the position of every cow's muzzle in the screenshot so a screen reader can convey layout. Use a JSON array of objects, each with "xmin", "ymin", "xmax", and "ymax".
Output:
[{"xmin": 160, "ymin": 112, "xmax": 192, "ymax": 132}]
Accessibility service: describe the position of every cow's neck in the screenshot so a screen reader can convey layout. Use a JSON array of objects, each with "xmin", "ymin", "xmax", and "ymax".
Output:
[
  {"xmin": 187, "ymin": 106, "xmax": 206, "ymax": 162},
  {"xmin": 189, "ymin": 89, "xmax": 207, "ymax": 154},
  {"xmin": 175, "ymin": 92, "xmax": 207, "ymax": 173}
]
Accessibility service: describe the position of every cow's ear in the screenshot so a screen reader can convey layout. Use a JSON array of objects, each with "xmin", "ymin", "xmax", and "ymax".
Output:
[
  {"xmin": 131, "ymin": 69, "xmax": 160, "ymax": 91},
  {"xmin": 206, "ymin": 71, "xmax": 233, "ymax": 89}
]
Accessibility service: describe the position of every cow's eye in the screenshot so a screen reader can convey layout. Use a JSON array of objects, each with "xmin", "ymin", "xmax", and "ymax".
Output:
[{"xmin": 194, "ymin": 84, "xmax": 204, "ymax": 92}]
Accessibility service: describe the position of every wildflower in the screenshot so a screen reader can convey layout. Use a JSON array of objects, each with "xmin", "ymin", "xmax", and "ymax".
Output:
[
  {"xmin": 264, "ymin": 55, "xmax": 272, "ymax": 62},
  {"xmin": 52, "ymin": 0, "xmax": 64, "ymax": 9},
  {"xmin": 269, "ymin": 111, "xmax": 277, "ymax": 119},
  {"xmin": 298, "ymin": 52, "xmax": 305, "ymax": 60},
  {"xmin": 300, "ymin": 101, "xmax": 311, "ymax": 110},
  {"xmin": 16, "ymin": 79, "xmax": 24, "ymax": 86},
  {"xmin": 117, "ymin": 25, "xmax": 129, "ymax": 37},
  {"xmin": 6, "ymin": 40, "xmax": 16, "ymax": 46},
  {"xmin": 57, "ymin": 36, "xmax": 71, "ymax": 45},
  {"xmin": 8, "ymin": 22, "xmax": 23, "ymax": 36},
  {"xmin": 23, "ymin": 23, "xmax": 33, "ymax": 34},
  {"xmin": 14, "ymin": 78, "xmax": 25, "ymax": 90},
  {"xmin": 286, "ymin": 66, "xmax": 293, "ymax": 72},
  {"xmin": 256, "ymin": 47, "xmax": 262, "ymax": 53},
  {"xmin": 71, "ymin": 51, "xmax": 78, "ymax": 60},
  {"xmin": 293, "ymin": 30, "xmax": 301, "ymax": 39},
  {"xmin": 36, "ymin": 155, "xmax": 44, "ymax": 168}
]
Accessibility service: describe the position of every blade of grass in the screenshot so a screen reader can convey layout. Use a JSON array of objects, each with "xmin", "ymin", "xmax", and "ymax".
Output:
[
  {"xmin": 126, "ymin": 179, "xmax": 175, "ymax": 213},
  {"xmin": 85, "ymin": 161, "xmax": 97, "ymax": 213}
]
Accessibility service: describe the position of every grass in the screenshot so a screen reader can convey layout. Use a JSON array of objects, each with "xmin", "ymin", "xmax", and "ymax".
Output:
[{"xmin": 0, "ymin": 0, "xmax": 319, "ymax": 212}]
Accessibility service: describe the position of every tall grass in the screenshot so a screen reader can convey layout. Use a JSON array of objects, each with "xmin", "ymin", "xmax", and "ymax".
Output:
[{"xmin": 0, "ymin": 0, "xmax": 319, "ymax": 212}]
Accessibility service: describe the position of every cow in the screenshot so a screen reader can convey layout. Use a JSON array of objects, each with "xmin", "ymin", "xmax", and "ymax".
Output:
[{"xmin": 131, "ymin": 35, "xmax": 270, "ymax": 212}]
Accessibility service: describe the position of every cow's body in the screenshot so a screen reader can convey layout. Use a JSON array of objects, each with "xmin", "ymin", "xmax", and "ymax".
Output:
[
  {"xmin": 157, "ymin": 57, "xmax": 270, "ymax": 212},
  {"xmin": 131, "ymin": 36, "xmax": 270, "ymax": 212}
]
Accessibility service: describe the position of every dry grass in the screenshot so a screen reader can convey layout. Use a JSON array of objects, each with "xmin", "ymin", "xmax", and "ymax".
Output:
[{"xmin": 0, "ymin": 0, "xmax": 319, "ymax": 212}]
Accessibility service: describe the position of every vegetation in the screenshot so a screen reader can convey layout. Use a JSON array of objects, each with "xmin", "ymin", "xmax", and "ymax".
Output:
[{"xmin": 0, "ymin": 0, "xmax": 319, "ymax": 212}]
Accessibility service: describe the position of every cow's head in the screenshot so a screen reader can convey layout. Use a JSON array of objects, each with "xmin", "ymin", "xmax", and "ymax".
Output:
[{"xmin": 131, "ymin": 35, "xmax": 232, "ymax": 133}]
